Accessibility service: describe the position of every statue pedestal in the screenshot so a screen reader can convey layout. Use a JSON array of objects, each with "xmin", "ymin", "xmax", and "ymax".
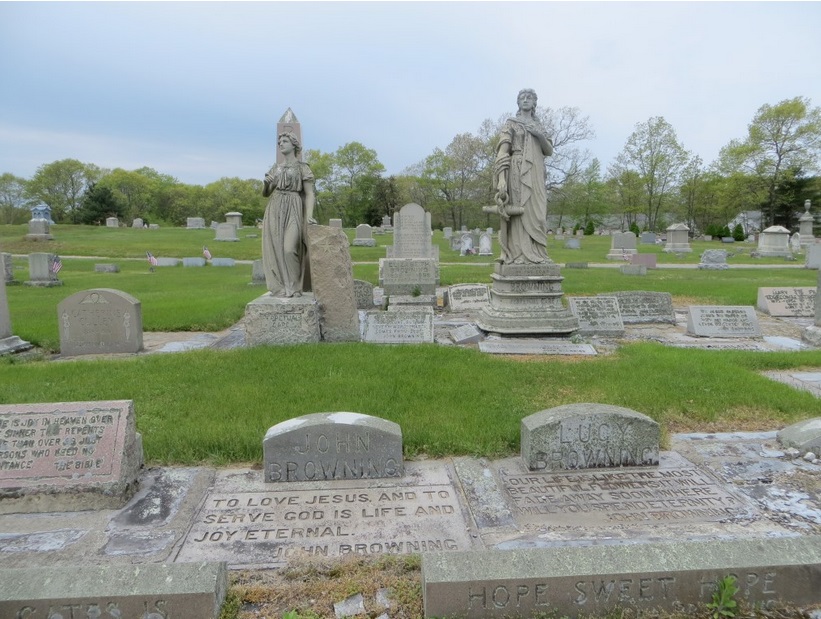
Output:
[
  {"xmin": 476, "ymin": 263, "xmax": 578, "ymax": 337},
  {"xmin": 245, "ymin": 293, "xmax": 320, "ymax": 346}
]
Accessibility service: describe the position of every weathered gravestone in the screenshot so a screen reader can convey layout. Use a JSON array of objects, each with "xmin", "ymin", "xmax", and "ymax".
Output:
[
  {"xmin": 58, "ymin": 288, "xmax": 143, "ymax": 356},
  {"xmin": 244, "ymin": 295, "xmax": 320, "ymax": 345},
  {"xmin": 0, "ymin": 400, "xmax": 143, "ymax": 513},
  {"xmin": 567, "ymin": 296, "xmax": 625, "ymax": 336},
  {"xmin": 93, "ymin": 264, "xmax": 119, "ymax": 273},
  {"xmin": 2, "ymin": 252, "xmax": 14, "ymax": 283},
  {"xmin": 756, "ymin": 287, "xmax": 815, "ymax": 317},
  {"xmin": 225, "ymin": 211, "xmax": 243, "ymax": 229},
  {"xmin": 686, "ymin": 306, "xmax": 761, "ymax": 337},
  {"xmin": 148, "ymin": 223, "xmax": 160, "ymax": 229},
  {"xmin": 806, "ymin": 244, "xmax": 821, "ymax": 269},
  {"xmin": 564, "ymin": 238, "xmax": 581, "ymax": 250},
  {"xmin": 251, "ymin": 259, "xmax": 265, "ymax": 285},
  {"xmin": 156, "ymin": 257, "xmax": 181, "ymax": 267},
  {"xmin": 757, "ymin": 225, "xmax": 791, "ymax": 257},
  {"xmin": 640, "ymin": 231, "xmax": 657, "ymax": 244},
  {"xmin": 105, "ymin": 217, "xmax": 119, "ymax": 228},
  {"xmin": 211, "ymin": 257, "xmax": 235, "ymax": 267},
  {"xmin": 601, "ymin": 291, "xmax": 675, "ymax": 324},
  {"xmin": 459, "ymin": 234, "xmax": 473, "ymax": 255},
  {"xmin": 187, "ymin": 217, "xmax": 206, "ymax": 229},
  {"xmin": 25, "ymin": 253, "xmax": 62, "ymax": 287},
  {"xmin": 329, "ymin": 218, "xmax": 342, "ymax": 229},
  {"xmin": 699, "ymin": 249, "xmax": 729, "ymax": 270},
  {"xmin": 605, "ymin": 232, "xmax": 638, "ymax": 260},
  {"xmin": 777, "ymin": 417, "xmax": 821, "ymax": 456},
  {"xmin": 214, "ymin": 222, "xmax": 239, "ymax": 241},
  {"xmin": 263, "ymin": 412, "xmax": 403, "ymax": 482},
  {"xmin": 0, "ymin": 275, "xmax": 31, "ymax": 355},
  {"xmin": 478, "ymin": 233, "xmax": 493, "ymax": 255},
  {"xmin": 443, "ymin": 226, "xmax": 453, "ymax": 239},
  {"xmin": 352, "ymin": 224, "xmax": 377, "ymax": 247},
  {"xmin": 1, "ymin": 562, "xmax": 228, "ymax": 619},
  {"xmin": 379, "ymin": 259, "xmax": 438, "ymax": 296},
  {"xmin": 447, "ymin": 284, "xmax": 489, "ymax": 311},
  {"xmin": 362, "ymin": 307, "xmax": 434, "ymax": 344},
  {"xmin": 478, "ymin": 340, "xmax": 596, "ymax": 356},
  {"xmin": 663, "ymin": 223, "xmax": 692, "ymax": 253},
  {"xmin": 422, "ymin": 537, "xmax": 821, "ymax": 619},
  {"xmin": 521, "ymin": 403, "xmax": 659, "ymax": 471},
  {"xmin": 449, "ymin": 324, "xmax": 484, "ymax": 345},
  {"xmin": 183, "ymin": 257, "xmax": 206, "ymax": 267},
  {"xmin": 131, "ymin": 217, "xmax": 144, "ymax": 228},
  {"xmin": 620, "ymin": 264, "xmax": 646, "ymax": 275},
  {"xmin": 386, "ymin": 203, "xmax": 438, "ymax": 260},
  {"xmin": 353, "ymin": 279, "xmax": 375, "ymax": 309},
  {"xmin": 306, "ymin": 225, "xmax": 359, "ymax": 342},
  {"xmin": 25, "ymin": 218, "xmax": 53, "ymax": 241},
  {"xmin": 630, "ymin": 253, "xmax": 657, "ymax": 269}
]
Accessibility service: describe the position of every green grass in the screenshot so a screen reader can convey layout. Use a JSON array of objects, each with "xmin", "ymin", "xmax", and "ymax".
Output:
[
  {"xmin": 3, "ymin": 223, "xmax": 821, "ymax": 468},
  {"xmin": 3, "ymin": 342, "xmax": 821, "ymax": 466}
]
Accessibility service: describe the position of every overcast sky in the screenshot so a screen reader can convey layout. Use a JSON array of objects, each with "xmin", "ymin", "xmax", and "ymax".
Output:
[{"xmin": 1, "ymin": 2, "xmax": 819, "ymax": 186}]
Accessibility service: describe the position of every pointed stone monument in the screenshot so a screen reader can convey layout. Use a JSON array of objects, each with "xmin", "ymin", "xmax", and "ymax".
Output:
[{"xmin": 276, "ymin": 108, "xmax": 302, "ymax": 165}]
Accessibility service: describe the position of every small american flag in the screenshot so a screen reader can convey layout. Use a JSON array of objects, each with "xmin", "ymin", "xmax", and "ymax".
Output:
[
  {"xmin": 146, "ymin": 251, "xmax": 159, "ymax": 267},
  {"xmin": 203, "ymin": 246, "xmax": 212, "ymax": 260},
  {"xmin": 51, "ymin": 255, "xmax": 63, "ymax": 274}
]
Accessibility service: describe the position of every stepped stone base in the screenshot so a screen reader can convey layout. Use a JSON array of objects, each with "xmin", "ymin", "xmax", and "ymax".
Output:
[
  {"xmin": 0, "ymin": 335, "xmax": 32, "ymax": 355},
  {"xmin": 476, "ymin": 263, "xmax": 578, "ymax": 337}
]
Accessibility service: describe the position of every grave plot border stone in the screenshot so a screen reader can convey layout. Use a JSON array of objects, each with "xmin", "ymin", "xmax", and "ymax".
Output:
[
  {"xmin": 422, "ymin": 536, "xmax": 821, "ymax": 619},
  {"xmin": 777, "ymin": 417, "xmax": 821, "ymax": 455},
  {"xmin": 0, "ymin": 562, "xmax": 228, "ymax": 619},
  {"xmin": 0, "ymin": 399, "xmax": 143, "ymax": 514},
  {"xmin": 263, "ymin": 412, "xmax": 403, "ymax": 483}
]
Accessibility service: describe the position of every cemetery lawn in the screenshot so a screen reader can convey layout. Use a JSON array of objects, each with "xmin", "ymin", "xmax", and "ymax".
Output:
[{"xmin": 3, "ymin": 342, "xmax": 821, "ymax": 466}]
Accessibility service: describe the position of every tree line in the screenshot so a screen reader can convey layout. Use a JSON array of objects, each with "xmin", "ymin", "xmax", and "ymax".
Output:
[{"xmin": 2, "ymin": 96, "xmax": 819, "ymax": 233}]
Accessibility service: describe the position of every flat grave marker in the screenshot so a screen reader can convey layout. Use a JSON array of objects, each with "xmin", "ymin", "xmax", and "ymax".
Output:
[
  {"xmin": 362, "ymin": 308, "xmax": 434, "ymax": 344},
  {"xmin": 756, "ymin": 287, "xmax": 815, "ymax": 317},
  {"xmin": 176, "ymin": 462, "xmax": 473, "ymax": 568},
  {"xmin": 603, "ymin": 291, "xmax": 675, "ymax": 324},
  {"xmin": 479, "ymin": 340, "xmax": 596, "ymax": 356},
  {"xmin": 567, "ymin": 296, "xmax": 625, "ymax": 336},
  {"xmin": 686, "ymin": 306, "xmax": 761, "ymax": 337},
  {"xmin": 0, "ymin": 400, "xmax": 143, "ymax": 513}
]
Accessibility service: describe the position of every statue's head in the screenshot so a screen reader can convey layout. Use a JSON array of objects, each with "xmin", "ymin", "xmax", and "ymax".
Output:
[
  {"xmin": 278, "ymin": 131, "xmax": 302, "ymax": 155},
  {"xmin": 517, "ymin": 89, "xmax": 538, "ymax": 112}
]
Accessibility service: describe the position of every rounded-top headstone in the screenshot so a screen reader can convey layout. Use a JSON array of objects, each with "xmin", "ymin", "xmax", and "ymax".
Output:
[
  {"xmin": 777, "ymin": 417, "xmax": 821, "ymax": 455},
  {"xmin": 58, "ymin": 288, "xmax": 143, "ymax": 356},
  {"xmin": 521, "ymin": 403, "xmax": 659, "ymax": 471},
  {"xmin": 263, "ymin": 412, "xmax": 403, "ymax": 482}
]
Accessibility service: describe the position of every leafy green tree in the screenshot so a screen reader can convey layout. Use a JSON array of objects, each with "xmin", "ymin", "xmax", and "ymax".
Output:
[
  {"xmin": 332, "ymin": 142, "xmax": 385, "ymax": 226},
  {"xmin": 96, "ymin": 168, "xmax": 156, "ymax": 223},
  {"xmin": 77, "ymin": 183, "xmax": 124, "ymax": 225},
  {"xmin": 203, "ymin": 177, "xmax": 265, "ymax": 225},
  {"xmin": 718, "ymin": 97, "xmax": 821, "ymax": 228},
  {"xmin": 0, "ymin": 173, "xmax": 32, "ymax": 224},
  {"xmin": 26, "ymin": 159, "xmax": 104, "ymax": 222},
  {"xmin": 371, "ymin": 176, "xmax": 401, "ymax": 225},
  {"xmin": 732, "ymin": 223, "xmax": 745, "ymax": 241},
  {"xmin": 610, "ymin": 117, "xmax": 688, "ymax": 231},
  {"xmin": 606, "ymin": 169, "xmax": 645, "ymax": 229}
]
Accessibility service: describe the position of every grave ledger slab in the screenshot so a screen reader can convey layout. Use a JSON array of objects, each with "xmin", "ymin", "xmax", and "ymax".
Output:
[
  {"xmin": 1, "ymin": 562, "xmax": 227, "ymax": 619},
  {"xmin": 603, "ymin": 291, "xmax": 675, "ymax": 324},
  {"xmin": 422, "ymin": 536, "xmax": 821, "ymax": 619},
  {"xmin": 1, "ymin": 275, "xmax": 32, "ymax": 355},
  {"xmin": 362, "ymin": 307, "xmax": 434, "ymax": 344},
  {"xmin": 0, "ymin": 400, "xmax": 143, "ymax": 513},
  {"xmin": 521, "ymin": 403, "xmax": 659, "ymax": 471},
  {"xmin": 58, "ymin": 288, "xmax": 143, "ymax": 356},
  {"xmin": 263, "ymin": 412, "xmax": 403, "ymax": 483}
]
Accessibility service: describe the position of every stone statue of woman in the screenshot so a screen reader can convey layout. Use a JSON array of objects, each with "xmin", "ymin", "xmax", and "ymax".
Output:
[
  {"xmin": 494, "ymin": 89, "xmax": 553, "ymax": 264},
  {"xmin": 261, "ymin": 132, "xmax": 316, "ymax": 297}
]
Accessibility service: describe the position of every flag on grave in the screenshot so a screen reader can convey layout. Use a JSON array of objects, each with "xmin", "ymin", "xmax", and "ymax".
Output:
[
  {"xmin": 51, "ymin": 255, "xmax": 63, "ymax": 273},
  {"xmin": 203, "ymin": 246, "xmax": 212, "ymax": 260},
  {"xmin": 146, "ymin": 251, "xmax": 159, "ymax": 267}
]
